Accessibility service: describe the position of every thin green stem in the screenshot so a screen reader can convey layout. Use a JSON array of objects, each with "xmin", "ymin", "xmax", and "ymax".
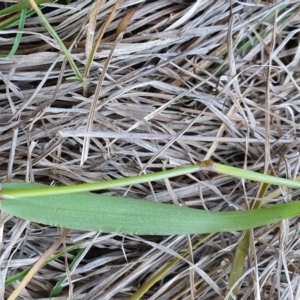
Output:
[
  {"xmin": 5, "ymin": 243, "xmax": 83, "ymax": 286},
  {"xmin": 0, "ymin": 0, "xmax": 50, "ymax": 17},
  {"xmin": 3, "ymin": 160, "xmax": 300, "ymax": 199},
  {"xmin": 28, "ymin": 0, "xmax": 83, "ymax": 82},
  {"xmin": 213, "ymin": 163, "xmax": 300, "ymax": 189},
  {"xmin": 1, "ymin": 162, "xmax": 209, "ymax": 198},
  {"xmin": 50, "ymin": 248, "xmax": 86, "ymax": 296},
  {"xmin": 8, "ymin": 9, "xmax": 26, "ymax": 56}
]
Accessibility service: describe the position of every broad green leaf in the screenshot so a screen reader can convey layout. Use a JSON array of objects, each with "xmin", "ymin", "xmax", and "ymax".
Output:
[{"xmin": 1, "ymin": 182, "xmax": 300, "ymax": 235}]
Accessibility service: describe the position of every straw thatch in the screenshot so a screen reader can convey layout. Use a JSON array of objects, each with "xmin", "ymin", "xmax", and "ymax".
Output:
[{"xmin": 1, "ymin": 0, "xmax": 300, "ymax": 299}]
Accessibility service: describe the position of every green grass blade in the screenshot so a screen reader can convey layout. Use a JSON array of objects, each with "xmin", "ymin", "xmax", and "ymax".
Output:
[
  {"xmin": 1, "ymin": 182, "xmax": 300, "ymax": 235},
  {"xmin": 5, "ymin": 243, "xmax": 82, "ymax": 286},
  {"xmin": 0, "ymin": 9, "xmax": 36, "ymax": 31},
  {"xmin": 0, "ymin": 0, "xmax": 50, "ymax": 17},
  {"xmin": 3, "ymin": 160, "xmax": 300, "ymax": 199},
  {"xmin": 50, "ymin": 248, "xmax": 86, "ymax": 297},
  {"xmin": 213, "ymin": 162, "xmax": 300, "ymax": 189},
  {"xmin": 28, "ymin": 0, "xmax": 83, "ymax": 82},
  {"xmin": 7, "ymin": 9, "xmax": 27, "ymax": 56},
  {"xmin": 226, "ymin": 178, "xmax": 272, "ymax": 299},
  {"xmin": 226, "ymin": 230, "xmax": 250, "ymax": 299},
  {"xmin": 0, "ymin": 163, "xmax": 205, "ymax": 198}
]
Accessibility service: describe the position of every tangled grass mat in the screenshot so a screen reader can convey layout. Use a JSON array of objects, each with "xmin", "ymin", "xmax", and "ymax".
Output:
[{"xmin": 1, "ymin": 0, "xmax": 300, "ymax": 299}]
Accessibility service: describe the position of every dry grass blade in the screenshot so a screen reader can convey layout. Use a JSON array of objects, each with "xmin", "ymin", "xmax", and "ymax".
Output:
[
  {"xmin": 81, "ymin": 32, "xmax": 123, "ymax": 165},
  {"xmin": 83, "ymin": 0, "xmax": 121, "ymax": 80},
  {"xmin": 115, "ymin": 2, "xmax": 141, "ymax": 37},
  {"xmin": 81, "ymin": 0, "xmax": 121, "ymax": 164},
  {"xmin": 1, "ymin": 0, "xmax": 300, "ymax": 299},
  {"xmin": 7, "ymin": 229, "xmax": 69, "ymax": 300},
  {"xmin": 85, "ymin": 0, "xmax": 104, "ymax": 61}
]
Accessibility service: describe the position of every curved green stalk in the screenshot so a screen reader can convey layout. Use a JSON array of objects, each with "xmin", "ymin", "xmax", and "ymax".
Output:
[
  {"xmin": 5, "ymin": 243, "xmax": 83, "ymax": 286},
  {"xmin": 28, "ymin": 0, "xmax": 83, "ymax": 82},
  {"xmin": 0, "ymin": 0, "xmax": 50, "ymax": 17},
  {"xmin": 2, "ymin": 160, "xmax": 300, "ymax": 199},
  {"xmin": 50, "ymin": 248, "xmax": 86, "ymax": 297},
  {"xmin": 8, "ymin": 9, "xmax": 26, "ymax": 56},
  {"xmin": 212, "ymin": 162, "xmax": 300, "ymax": 189},
  {"xmin": 0, "ymin": 162, "xmax": 208, "ymax": 198}
]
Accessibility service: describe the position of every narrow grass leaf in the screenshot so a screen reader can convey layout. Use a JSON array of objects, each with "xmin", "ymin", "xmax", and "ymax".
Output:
[
  {"xmin": 213, "ymin": 162, "xmax": 300, "ymax": 189},
  {"xmin": 5, "ymin": 243, "xmax": 83, "ymax": 286},
  {"xmin": 0, "ymin": 0, "xmax": 50, "ymax": 17},
  {"xmin": 0, "ymin": 10, "xmax": 36, "ymax": 31},
  {"xmin": 3, "ymin": 161, "xmax": 300, "ymax": 199},
  {"xmin": 50, "ymin": 248, "xmax": 86, "ymax": 297},
  {"xmin": 0, "ymin": 163, "xmax": 205, "ymax": 198},
  {"xmin": 28, "ymin": 0, "xmax": 83, "ymax": 82},
  {"xmin": 8, "ymin": 9, "xmax": 26, "ymax": 56},
  {"xmin": 83, "ymin": 0, "xmax": 121, "ymax": 80}
]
